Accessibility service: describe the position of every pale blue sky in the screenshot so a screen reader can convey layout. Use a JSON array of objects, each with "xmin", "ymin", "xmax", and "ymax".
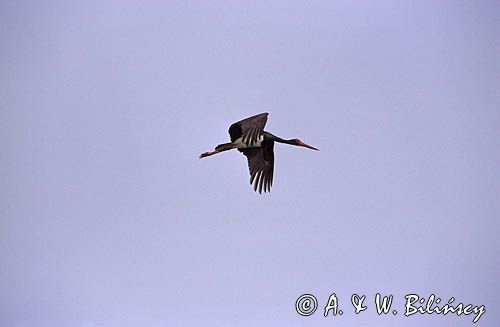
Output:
[{"xmin": 2, "ymin": 1, "xmax": 499, "ymax": 326}]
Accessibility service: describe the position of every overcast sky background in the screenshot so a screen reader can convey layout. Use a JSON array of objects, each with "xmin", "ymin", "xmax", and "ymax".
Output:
[{"xmin": 2, "ymin": 1, "xmax": 499, "ymax": 326}]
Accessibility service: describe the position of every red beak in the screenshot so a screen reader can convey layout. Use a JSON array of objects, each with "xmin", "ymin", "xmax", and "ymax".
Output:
[{"xmin": 297, "ymin": 140, "xmax": 319, "ymax": 151}]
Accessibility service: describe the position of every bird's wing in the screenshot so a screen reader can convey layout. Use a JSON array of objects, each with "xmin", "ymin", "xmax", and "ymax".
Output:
[
  {"xmin": 240, "ymin": 141, "xmax": 274, "ymax": 193},
  {"xmin": 228, "ymin": 112, "xmax": 268, "ymax": 146}
]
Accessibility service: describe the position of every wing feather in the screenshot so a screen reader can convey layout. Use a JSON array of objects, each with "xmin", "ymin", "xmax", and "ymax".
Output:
[
  {"xmin": 240, "ymin": 141, "xmax": 275, "ymax": 193},
  {"xmin": 228, "ymin": 113, "xmax": 268, "ymax": 145}
]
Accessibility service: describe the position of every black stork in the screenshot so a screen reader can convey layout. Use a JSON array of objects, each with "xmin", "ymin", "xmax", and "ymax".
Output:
[{"xmin": 199, "ymin": 113, "xmax": 319, "ymax": 193}]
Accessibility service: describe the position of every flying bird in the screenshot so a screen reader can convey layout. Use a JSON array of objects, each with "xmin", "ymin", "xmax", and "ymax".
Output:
[{"xmin": 199, "ymin": 113, "xmax": 319, "ymax": 193}]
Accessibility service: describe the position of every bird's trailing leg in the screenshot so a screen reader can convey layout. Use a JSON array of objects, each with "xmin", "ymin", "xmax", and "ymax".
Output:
[
  {"xmin": 199, "ymin": 150, "xmax": 220, "ymax": 159},
  {"xmin": 199, "ymin": 142, "xmax": 234, "ymax": 159}
]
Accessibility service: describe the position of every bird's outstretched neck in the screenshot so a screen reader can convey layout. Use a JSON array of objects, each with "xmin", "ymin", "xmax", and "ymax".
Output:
[{"xmin": 269, "ymin": 135, "xmax": 319, "ymax": 151}]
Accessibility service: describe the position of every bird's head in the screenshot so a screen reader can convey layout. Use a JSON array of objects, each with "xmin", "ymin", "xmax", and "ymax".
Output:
[{"xmin": 293, "ymin": 139, "xmax": 319, "ymax": 151}]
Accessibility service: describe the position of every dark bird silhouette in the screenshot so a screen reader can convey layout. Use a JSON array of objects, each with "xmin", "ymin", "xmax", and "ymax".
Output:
[{"xmin": 199, "ymin": 113, "xmax": 319, "ymax": 193}]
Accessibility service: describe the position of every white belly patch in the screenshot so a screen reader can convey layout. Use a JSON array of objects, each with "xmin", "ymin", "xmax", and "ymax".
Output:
[{"xmin": 233, "ymin": 135, "xmax": 264, "ymax": 148}]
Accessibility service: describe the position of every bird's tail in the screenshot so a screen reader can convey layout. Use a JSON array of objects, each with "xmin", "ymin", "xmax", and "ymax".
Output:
[{"xmin": 215, "ymin": 142, "xmax": 234, "ymax": 151}]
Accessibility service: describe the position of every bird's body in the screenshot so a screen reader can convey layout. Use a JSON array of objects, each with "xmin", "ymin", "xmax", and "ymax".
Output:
[
  {"xmin": 231, "ymin": 134, "xmax": 265, "ymax": 149},
  {"xmin": 200, "ymin": 113, "xmax": 318, "ymax": 193}
]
